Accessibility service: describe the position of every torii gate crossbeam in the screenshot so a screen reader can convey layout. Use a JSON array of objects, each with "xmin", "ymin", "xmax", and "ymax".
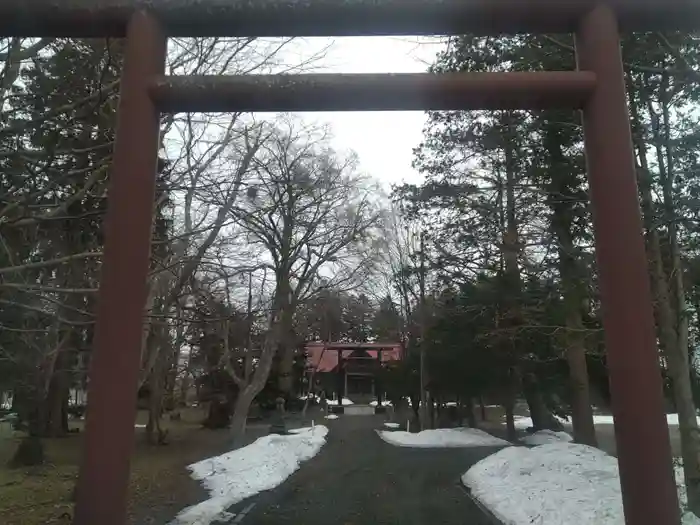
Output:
[{"xmin": 1, "ymin": 2, "xmax": 695, "ymax": 524}]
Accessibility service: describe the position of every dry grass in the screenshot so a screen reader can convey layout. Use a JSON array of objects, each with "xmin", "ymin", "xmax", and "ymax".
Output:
[{"xmin": 0, "ymin": 408, "xmax": 235, "ymax": 525}]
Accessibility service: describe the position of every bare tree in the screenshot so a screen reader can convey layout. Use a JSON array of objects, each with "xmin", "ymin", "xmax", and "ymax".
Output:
[
  {"xmin": 217, "ymin": 118, "xmax": 384, "ymax": 436},
  {"xmin": 0, "ymin": 35, "xmax": 328, "ymax": 450},
  {"xmin": 132, "ymin": 36, "xmax": 330, "ymax": 441}
]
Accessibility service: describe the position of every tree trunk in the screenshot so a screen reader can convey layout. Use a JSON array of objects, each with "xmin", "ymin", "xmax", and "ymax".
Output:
[
  {"xmin": 479, "ymin": 396, "xmax": 487, "ymax": 421},
  {"xmin": 565, "ymin": 320, "xmax": 597, "ymax": 444},
  {"xmin": 504, "ymin": 399, "xmax": 516, "ymax": 441},
  {"xmin": 522, "ymin": 372, "xmax": 548, "ymax": 430},
  {"xmin": 499, "ymin": 114, "xmax": 530, "ymax": 437},
  {"xmin": 465, "ymin": 397, "xmax": 477, "ymax": 428},
  {"xmin": 231, "ymin": 386, "xmax": 257, "ymax": 441},
  {"xmin": 428, "ymin": 394, "xmax": 436, "ymax": 429},
  {"xmin": 179, "ymin": 345, "xmax": 194, "ymax": 407},
  {"xmin": 277, "ymin": 340, "xmax": 295, "ymax": 395},
  {"xmin": 179, "ymin": 375, "xmax": 190, "ymax": 407},
  {"xmin": 163, "ymin": 343, "xmax": 181, "ymax": 412},
  {"xmin": 145, "ymin": 380, "xmax": 166, "ymax": 445},
  {"xmin": 410, "ymin": 395, "xmax": 420, "ymax": 426},
  {"xmin": 9, "ymin": 436, "xmax": 44, "ymax": 468},
  {"xmin": 275, "ymin": 276, "xmax": 297, "ymax": 396},
  {"xmin": 648, "ymin": 235, "xmax": 700, "ymax": 513},
  {"xmin": 658, "ymin": 77, "xmax": 700, "ymax": 516},
  {"xmin": 631, "ymin": 88, "xmax": 700, "ymax": 516},
  {"xmin": 43, "ymin": 379, "xmax": 68, "ymax": 437},
  {"xmin": 543, "ymin": 119, "xmax": 597, "ymax": 446},
  {"xmin": 10, "ymin": 382, "xmax": 46, "ymax": 467},
  {"xmin": 228, "ymin": 289, "xmax": 291, "ymax": 439},
  {"xmin": 202, "ymin": 398, "xmax": 230, "ymax": 429},
  {"xmin": 43, "ymin": 339, "xmax": 71, "ymax": 438},
  {"xmin": 37, "ymin": 332, "xmax": 71, "ymax": 438},
  {"xmin": 145, "ymin": 317, "xmax": 169, "ymax": 445}
]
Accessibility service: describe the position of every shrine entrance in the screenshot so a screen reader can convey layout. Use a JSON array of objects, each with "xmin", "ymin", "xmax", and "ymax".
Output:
[
  {"xmin": 346, "ymin": 373, "xmax": 373, "ymax": 397},
  {"xmin": 3, "ymin": 1, "xmax": 696, "ymax": 524},
  {"xmin": 306, "ymin": 342, "xmax": 402, "ymax": 413}
]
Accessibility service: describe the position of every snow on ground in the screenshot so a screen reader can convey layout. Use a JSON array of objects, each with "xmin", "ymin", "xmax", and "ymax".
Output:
[
  {"xmin": 378, "ymin": 427, "xmax": 510, "ymax": 448},
  {"xmin": 521, "ymin": 429, "xmax": 573, "ymax": 446},
  {"xmin": 170, "ymin": 426, "xmax": 329, "ymax": 525},
  {"xmin": 511, "ymin": 413, "xmax": 700, "ymax": 429},
  {"xmin": 298, "ymin": 394, "xmax": 321, "ymax": 402},
  {"xmin": 383, "ymin": 422, "xmax": 400, "ymax": 429},
  {"xmin": 591, "ymin": 413, "xmax": 700, "ymax": 426},
  {"xmin": 325, "ymin": 397, "xmax": 354, "ymax": 406},
  {"xmin": 369, "ymin": 400, "xmax": 392, "ymax": 407},
  {"xmin": 512, "ymin": 415, "xmax": 568, "ymax": 429},
  {"xmin": 325, "ymin": 414, "xmax": 339, "ymax": 420},
  {"xmin": 463, "ymin": 442, "xmax": 700, "ymax": 525},
  {"xmin": 288, "ymin": 426, "xmax": 318, "ymax": 434}
]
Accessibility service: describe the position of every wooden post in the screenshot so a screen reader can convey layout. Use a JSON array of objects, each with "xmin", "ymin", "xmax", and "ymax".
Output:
[
  {"xmin": 576, "ymin": 5, "xmax": 680, "ymax": 524},
  {"xmin": 73, "ymin": 12, "xmax": 166, "ymax": 525}
]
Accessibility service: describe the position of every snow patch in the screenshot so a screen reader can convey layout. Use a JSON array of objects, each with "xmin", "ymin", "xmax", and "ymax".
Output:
[
  {"xmin": 369, "ymin": 400, "xmax": 392, "ymax": 407},
  {"xmin": 591, "ymin": 413, "xmax": 700, "ymax": 426},
  {"xmin": 463, "ymin": 442, "xmax": 700, "ymax": 525},
  {"xmin": 521, "ymin": 429, "xmax": 573, "ymax": 446},
  {"xmin": 508, "ymin": 413, "xmax": 698, "ymax": 431},
  {"xmin": 288, "ymin": 426, "xmax": 316, "ymax": 434},
  {"xmin": 378, "ymin": 427, "xmax": 510, "ymax": 448},
  {"xmin": 383, "ymin": 422, "xmax": 400, "ymax": 428},
  {"xmin": 298, "ymin": 394, "xmax": 321, "ymax": 403},
  {"xmin": 325, "ymin": 414, "xmax": 339, "ymax": 420},
  {"xmin": 170, "ymin": 425, "xmax": 328, "ymax": 525},
  {"xmin": 512, "ymin": 415, "xmax": 568, "ymax": 429},
  {"xmin": 325, "ymin": 397, "xmax": 354, "ymax": 406}
]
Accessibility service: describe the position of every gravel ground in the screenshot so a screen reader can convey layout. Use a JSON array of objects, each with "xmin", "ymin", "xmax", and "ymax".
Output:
[{"xmin": 237, "ymin": 415, "xmax": 503, "ymax": 525}]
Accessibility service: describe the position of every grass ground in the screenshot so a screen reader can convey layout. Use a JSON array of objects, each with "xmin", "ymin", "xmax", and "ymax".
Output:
[{"xmin": 0, "ymin": 407, "xmax": 236, "ymax": 525}]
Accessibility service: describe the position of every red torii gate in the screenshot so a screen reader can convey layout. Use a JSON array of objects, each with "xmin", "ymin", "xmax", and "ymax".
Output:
[{"xmin": 1, "ymin": 1, "xmax": 697, "ymax": 524}]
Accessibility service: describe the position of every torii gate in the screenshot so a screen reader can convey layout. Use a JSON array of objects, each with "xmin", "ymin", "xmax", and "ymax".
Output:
[{"xmin": 1, "ymin": 1, "xmax": 696, "ymax": 524}]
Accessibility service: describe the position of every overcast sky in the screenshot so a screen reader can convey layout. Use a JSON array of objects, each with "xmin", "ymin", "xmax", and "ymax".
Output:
[{"xmin": 291, "ymin": 36, "xmax": 445, "ymax": 190}]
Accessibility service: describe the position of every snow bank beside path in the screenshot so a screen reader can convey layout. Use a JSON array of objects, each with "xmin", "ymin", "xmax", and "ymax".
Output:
[
  {"xmin": 170, "ymin": 425, "xmax": 329, "ymax": 525},
  {"xmin": 378, "ymin": 427, "xmax": 509, "ymax": 448},
  {"xmin": 463, "ymin": 442, "xmax": 700, "ymax": 525},
  {"xmin": 521, "ymin": 429, "xmax": 573, "ymax": 446}
]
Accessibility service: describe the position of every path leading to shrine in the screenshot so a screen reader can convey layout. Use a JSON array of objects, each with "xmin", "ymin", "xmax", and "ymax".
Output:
[{"xmin": 226, "ymin": 415, "xmax": 501, "ymax": 525}]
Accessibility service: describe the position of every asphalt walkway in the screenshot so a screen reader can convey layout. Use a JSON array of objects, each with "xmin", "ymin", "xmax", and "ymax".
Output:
[{"xmin": 232, "ymin": 415, "xmax": 502, "ymax": 525}]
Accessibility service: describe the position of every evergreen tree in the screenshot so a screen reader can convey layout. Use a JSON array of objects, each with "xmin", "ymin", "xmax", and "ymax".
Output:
[{"xmin": 1, "ymin": 38, "xmax": 174, "ymax": 460}]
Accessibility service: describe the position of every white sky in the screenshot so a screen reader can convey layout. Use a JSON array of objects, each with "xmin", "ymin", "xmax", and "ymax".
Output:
[{"xmin": 291, "ymin": 36, "xmax": 446, "ymax": 190}]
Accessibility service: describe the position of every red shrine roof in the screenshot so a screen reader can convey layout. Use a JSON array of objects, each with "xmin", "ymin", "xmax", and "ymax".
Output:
[{"xmin": 306, "ymin": 342, "xmax": 402, "ymax": 372}]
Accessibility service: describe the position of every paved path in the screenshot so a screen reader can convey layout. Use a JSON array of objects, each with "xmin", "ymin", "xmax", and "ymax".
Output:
[{"xmin": 230, "ymin": 416, "xmax": 502, "ymax": 525}]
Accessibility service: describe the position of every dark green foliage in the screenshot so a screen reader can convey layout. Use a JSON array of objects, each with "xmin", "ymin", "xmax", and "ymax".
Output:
[{"xmin": 1, "ymin": 38, "xmax": 174, "ymax": 457}]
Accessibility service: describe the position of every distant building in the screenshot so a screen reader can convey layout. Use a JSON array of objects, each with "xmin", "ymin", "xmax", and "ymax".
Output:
[{"xmin": 305, "ymin": 342, "xmax": 402, "ymax": 407}]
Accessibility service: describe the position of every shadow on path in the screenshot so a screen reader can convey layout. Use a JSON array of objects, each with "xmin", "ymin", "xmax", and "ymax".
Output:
[{"xmin": 239, "ymin": 416, "xmax": 503, "ymax": 525}]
